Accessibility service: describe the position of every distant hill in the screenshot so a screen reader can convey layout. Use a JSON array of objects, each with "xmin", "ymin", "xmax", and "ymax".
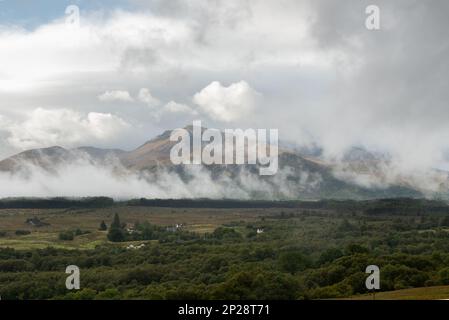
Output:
[
  {"xmin": 120, "ymin": 129, "xmax": 176, "ymax": 170},
  {"xmin": 0, "ymin": 146, "xmax": 126, "ymax": 175}
]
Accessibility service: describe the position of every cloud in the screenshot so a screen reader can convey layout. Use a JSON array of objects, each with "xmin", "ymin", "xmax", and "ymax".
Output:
[
  {"xmin": 193, "ymin": 81, "xmax": 260, "ymax": 122},
  {"xmin": 4, "ymin": 108, "xmax": 131, "ymax": 150},
  {"xmin": 98, "ymin": 90, "xmax": 134, "ymax": 102},
  {"xmin": 0, "ymin": 153, "xmax": 317, "ymax": 200},
  {"xmin": 138, "ymin": 88, "xmax": 161, "ymax": 107},
  {"xmin": 162, "ymin": 101, "xmax": 197, "ymax": 115},
  {"xmin": 0, "ymin": 0, "xmax": 448, "ymax": 188}
]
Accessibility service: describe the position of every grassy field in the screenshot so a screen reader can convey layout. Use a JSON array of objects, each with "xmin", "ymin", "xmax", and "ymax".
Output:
[
  {"xmin": 347, "ymin": 286, "xmax": 449, "ymax": 300},
  {"xmin": 0, "ymin": 206, "xmax": 269, "ymax": 250}
]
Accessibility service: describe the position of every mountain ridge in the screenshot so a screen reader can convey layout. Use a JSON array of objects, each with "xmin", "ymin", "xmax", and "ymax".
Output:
[{"xmin": 0, "ymin": 126, "xmax": 443, "ymax": 200}]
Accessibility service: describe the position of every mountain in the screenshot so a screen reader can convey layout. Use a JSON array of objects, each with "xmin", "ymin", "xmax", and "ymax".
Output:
[
  {"xmin": 120, "ymin": 129, "xmax": 175, "ymax": 170},
  {"xmin": 0, "ymin": 146, "xmax": 125, "ymax": 173},
  {"xmin": 0, "ymin": 126, "xmax": 434, "ymax": 200},
  {"xmin": 76, "ymin": 146, "xmax": 126, "ymax": 160},
  {"xmin": 0, "ymin": 146, "xmax": 73, "ymax": 174}
]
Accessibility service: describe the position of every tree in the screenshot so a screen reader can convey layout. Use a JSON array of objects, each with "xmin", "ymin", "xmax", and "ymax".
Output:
[
  {"xmin": 440, "ymin": 216, "xmax": 449, "ymax": 227},
  {"xmin": 318, "ymin": 248, "xmax": 344, "ymax": 265},
  {"xmin": 345, "ymin": 243, "xmax": 369, "ymax": 255},
  {"xmin": 99, "ymin": 220, "xmax": 107, "ymax": 231},
  {"xmin": 107, "ymin": 213, "xmax": 125, "ymax": 242},
  {"xmin": 338, "ymin": 219, "xmax": 356, "ymax": 232},
  {"xmin": 111, "ymin": 213, "xmax": 121, "ymax": 229},
  {"xmin": 211, "ymin": 270, "xmax": 300, "ymax": 299},
  {"xmin": 211, "ymin": 227, "xmax": 241, "ymax": 240},
  {"xmin": 96, "ymin": 288, "xmax": 121, "ymax": 300},
  {"xmin": 279, "ymin": 251, "xmax": 309, "ymax": 274},
  {"xmin": 439, "ymin": 267, "xmax": 449, "ymax": 285},
  {"xmin": 58, "ymin": 231, "xmax": 74, "ymax": 241}
]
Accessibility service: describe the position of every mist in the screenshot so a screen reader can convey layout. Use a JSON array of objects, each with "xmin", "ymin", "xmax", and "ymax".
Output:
[{"xmin": 0, "ymin": 155, "xmax": 321, "ymax": 200}]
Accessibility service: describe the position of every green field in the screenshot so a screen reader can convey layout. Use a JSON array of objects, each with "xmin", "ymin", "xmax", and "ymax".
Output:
[
  {"xmin": 2, "ymin": 198, "xmax": 449, "ymax": 300},
  {"xmin": 0, "ymin": 206, "xmax": 264, "ymax": 249},
  {"xmin": 348, "ymin": 285, "xmax": 449, "ymax": 300}
]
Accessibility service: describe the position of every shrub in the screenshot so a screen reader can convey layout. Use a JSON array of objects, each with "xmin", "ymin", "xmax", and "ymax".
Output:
[
  {"xmin": 15, "ymin": 230, "xmax": 31, "ymax": 236},
  {"xmin": 279, "ymin": 251, "xmax": 309, "ymax": 274},
  {"xmin": 99, "ymin": 221, "xmax": 107, "ymax": 231},
  {"xmin": 59, "ymin": 231, "xmax": 74, "ymax": 241}
]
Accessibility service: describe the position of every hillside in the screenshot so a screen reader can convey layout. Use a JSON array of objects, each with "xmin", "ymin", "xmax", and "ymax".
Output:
[{"xmin": 0, "ymin": 126, "xmax": 433, "ymax": 200}]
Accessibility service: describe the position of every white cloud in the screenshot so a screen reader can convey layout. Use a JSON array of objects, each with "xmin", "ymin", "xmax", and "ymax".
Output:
[
  {"xmin": 98, "ymin": 90, "xmax": 134, "ymax": 102},
  {"xmin": 0, "ymin": 158, "xmax": 309, "ymax": 200},
  {"xmin": 193, "ymin": 81, "xmax": 260, "ymax": 122},
  {"xmin": 138, "ymin": 88, "xmax": 161, "ymax": 107},
  {"xmin": 4, "ymin": 108, "xmax": 130, "ymax": 150},
  {"xmin": 0, "ymin": 0, "xmax": 448, "ymax": 183},
  {"xmin": 162, "ymin": 101, "xmax": 197, "ymax": 115}
]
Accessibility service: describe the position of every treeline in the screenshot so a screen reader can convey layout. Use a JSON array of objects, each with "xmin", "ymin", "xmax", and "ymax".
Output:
[
  {"xmin": 126, "ymin": 198, "xmax": 310, "ymax": 208},
  {"xmin": 362, "ymin": 198, "xmax": 449, "ymax": 216},
  {"xmin": 126, "ymin": 198, "xmax": 449, "ymax": 215},
  {"xmin": 0, "ymin": 197, "xmax": 114, "ymax": 209},
  {"xmin": 0, "ymin": 196, "xmax": 447, "ymax": 215}
]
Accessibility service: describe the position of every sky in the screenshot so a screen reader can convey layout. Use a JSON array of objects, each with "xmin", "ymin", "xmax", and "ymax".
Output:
[{"xmin": 0, "ymin": 0, "xmax": 448, "ymax": 177}]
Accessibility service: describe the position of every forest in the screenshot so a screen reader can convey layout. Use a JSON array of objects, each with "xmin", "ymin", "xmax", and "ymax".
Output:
[{"xmin": 1, "ymin": 198, "xmax": 449, "ymax": 299}]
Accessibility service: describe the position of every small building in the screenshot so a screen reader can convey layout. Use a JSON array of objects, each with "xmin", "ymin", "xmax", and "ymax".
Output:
[
  {"xmin": 126, "ymin": 223, "xmax": 136, "ymax": 234},
  {"xmin": 25, "ymin": 217, "xmax": 49, "ymax": 227},
  {"xmin": 166, "ymin": 224, "xmax": 184, "ymax": 232}
]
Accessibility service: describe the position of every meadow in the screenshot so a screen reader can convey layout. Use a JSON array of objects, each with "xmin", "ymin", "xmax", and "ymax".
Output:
[{"xmin": 0, "ymin": 206, "xmax": 266, "ymax": 249}]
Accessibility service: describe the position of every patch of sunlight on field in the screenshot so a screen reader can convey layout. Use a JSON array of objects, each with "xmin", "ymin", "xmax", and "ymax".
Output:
[
  {"xmin": 345, "ymin": 286, "xmax": 449, "ymax": 300},
  {"xmin": 189, "ymin": 224, "xmax": 216, "ymax": 233},
  {"xmin": 0, "ymin": 231, "xmax": 108, "ymax": 250}
]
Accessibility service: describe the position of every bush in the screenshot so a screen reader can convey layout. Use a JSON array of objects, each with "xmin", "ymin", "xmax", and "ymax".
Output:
[
  {"xmin": 211, "ymin": 227, "xmax": 242, "ymax": 240},
  {"xmin": 99, "ymin": 221, "xmax": 107, "ymax": 231},
  {"xmin": 345, "ymin": 244, "xmax": 369, "ymax": 255},
  {"xmin": 439, "ymin": 267, "xmax": 449, "ymax": 285},
  {"xmin": 0, "ymin": 259, "xmax": 32, "ymax": 272},
  {"xmin": 279, "ymin": 251, "xmax": 309, "ymax": 274},
  {"xmin": 69, "ymin": 288, "xmax": 97, "ymax": 300},
  {"xmin": 212, "ymin": 270, "xmax": 300, "ymax": 299},
  {"xmin": 318, "ymin": 248, "xmax": 344, "ymax": 265},
  {"xmin": 96, "ymin": 288, "xmax": 121, "ymax": 300},
  {"xmin": 59, "ymin": 231, "xmax": 74, "ymax": 241},
  {"xmin": 15, "ymin": 230, "xmax": 31, "ymax": 236},
  {"xmin": 74, "ymin": 229, "xmax": 90, "ymax": 236}
]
